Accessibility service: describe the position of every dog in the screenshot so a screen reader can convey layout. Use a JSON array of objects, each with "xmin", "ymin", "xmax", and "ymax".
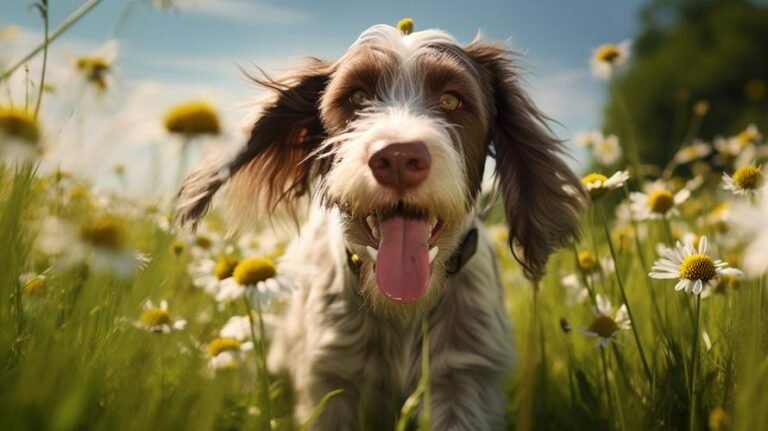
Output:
[{"xmin": 177, "ymin": 24, "xmax": 585, "ymax": 430}]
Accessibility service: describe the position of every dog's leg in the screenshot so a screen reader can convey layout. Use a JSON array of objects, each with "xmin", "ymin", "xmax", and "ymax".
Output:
[{"xmin": 420, "ymin": 240, "xmax": 514, "ymax": 430}]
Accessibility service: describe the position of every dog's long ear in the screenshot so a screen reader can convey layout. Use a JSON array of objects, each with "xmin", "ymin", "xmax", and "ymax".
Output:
[
  {"xmin": 176, "ymin": 58, "xmax": 334, "ymax": 231},
  {"xmin": 466, "ymin": 41, "xmax": 587, "ymax": 281}
]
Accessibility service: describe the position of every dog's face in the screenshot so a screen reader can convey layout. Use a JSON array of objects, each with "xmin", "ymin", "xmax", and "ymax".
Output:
[{"xmin": 177, "ymin": 25, "xmax": 586, "ymax": 317}]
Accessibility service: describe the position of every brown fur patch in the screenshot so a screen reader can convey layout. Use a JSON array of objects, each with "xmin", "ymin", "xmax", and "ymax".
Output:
[{"xmin": 465, "ymin": 41, "xmax": 588, "ymax": 281}]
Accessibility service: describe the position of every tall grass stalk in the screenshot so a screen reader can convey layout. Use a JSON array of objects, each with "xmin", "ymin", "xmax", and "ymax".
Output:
[
  {"xmin": 395, "ymin": 317, "xmax": 431, "ymax": 431},
  {"xmin": 32, "ymin": 0, "xmax": 49, "ymax": 120},
  {"xmin": 515, "ymin": 282, "xmax": 540, "ymax": 431},
  {"xmin": 599, "ymin": 203, "xmax": 653, "ymax": 382},
  {"xmin": 0, "ymin": 0, "xmax": 106, "ymax": 83}
]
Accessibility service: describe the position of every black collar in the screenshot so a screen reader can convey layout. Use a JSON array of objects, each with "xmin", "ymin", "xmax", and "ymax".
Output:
[{"xmin": 346, "ymin": 227, "xmax": 479, "ymax": 276}]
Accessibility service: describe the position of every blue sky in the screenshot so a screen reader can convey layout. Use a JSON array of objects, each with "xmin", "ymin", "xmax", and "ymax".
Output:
[{"xmin": 0, "ymin": 0, "xmax": 646, "ymax": 189}]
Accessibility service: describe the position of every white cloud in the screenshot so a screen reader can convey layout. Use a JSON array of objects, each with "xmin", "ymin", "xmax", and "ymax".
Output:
[
  {"xmin": 2, "ymin": 26, "xmax": 248, "ymax": 192},
  {"xmin": 525, "ymin": 68, "xmax": 601, "ymax": 170},
  {"xmin": 174, "ymin": 0, "xmax": 308, "ymax": 24}
]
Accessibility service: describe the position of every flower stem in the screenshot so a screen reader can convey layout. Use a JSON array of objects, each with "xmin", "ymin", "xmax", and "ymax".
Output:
[
  {"xmin": 0, "ymin": 0, "xmax": 107, "ymax": 83},
  {"xmin": 599, "ymin": 203, "xmax": 653, "ymax": 383},
  {"xmin": 243, "ymin": 294, "xmax": 272, "ymax": 430},
  {"xmin": 689, "ymin": 294, "xmax": 701, "ymax": 431},
  {"xmin": 33, "ymin": 0, "xmax": 49, "ymax": 121},
  {"xmin": 600, "ymin": 347, "xmax": 613, "ymax": 424}
]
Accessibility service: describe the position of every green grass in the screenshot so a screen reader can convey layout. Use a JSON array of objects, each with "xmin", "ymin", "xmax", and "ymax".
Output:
[{"xmin": 0, "ymin": 163, "xmax": 766, "ymax": 431}]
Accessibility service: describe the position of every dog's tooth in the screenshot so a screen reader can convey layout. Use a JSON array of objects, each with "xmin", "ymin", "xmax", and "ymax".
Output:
[
  {"xmin": 366, "ymin": 245, "xmax": 378, "ymax": 260},
  {"xmin": 365, "ymin": 215, "xmax": 375, "ymax": 230},
  {"xmin": 371, "ymin": 226, "xmax": 380, "ymax": 240},
  {"xmin": 429, "ymin": 246, "xmax": 439, "ymax": 263},
  {"xmin": 429, "ymin": 216, "xmax": 438, "ymax": 230}
]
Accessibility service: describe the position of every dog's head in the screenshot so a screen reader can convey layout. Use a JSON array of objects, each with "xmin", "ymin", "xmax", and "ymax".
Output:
[{"xmin": 177, "ymin": 25, "xmax": 586, "ymax": 316}]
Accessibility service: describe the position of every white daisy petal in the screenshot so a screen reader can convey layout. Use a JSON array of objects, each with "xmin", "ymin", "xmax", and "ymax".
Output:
[
  {"xmin": 698, "ymin": 236, "xmax": 708, "ymax": 254},
  {"xmin": 650, "ymin": 272, "xmax": 680, "ymax": 279},
  {"xmin": 693, "ymin": 279, "xmax": 703, "ymax": 295}
]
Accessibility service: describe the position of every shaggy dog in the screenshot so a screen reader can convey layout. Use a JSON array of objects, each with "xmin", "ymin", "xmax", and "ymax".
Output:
[{"xmin": 177, "ymin": 24, "xmax": 585, "ymax": 430}]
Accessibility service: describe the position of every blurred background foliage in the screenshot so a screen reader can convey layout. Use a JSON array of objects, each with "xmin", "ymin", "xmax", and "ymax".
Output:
[{"xmin": 603, "ymin": 0, "xmax": 768, "ymax": 168}]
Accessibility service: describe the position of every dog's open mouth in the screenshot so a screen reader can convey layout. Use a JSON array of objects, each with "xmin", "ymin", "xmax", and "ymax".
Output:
[{"xmin": 356, "ymin": 203, "xmax": 445, "ymax": 304}]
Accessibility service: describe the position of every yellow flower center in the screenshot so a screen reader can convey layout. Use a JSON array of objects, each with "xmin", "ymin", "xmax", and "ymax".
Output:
[
  {"xmin": 207, "ymin": 337, "xmax": 242, "ymax": 357},
  {"xmin": 0, "ymin": 106, "xmax": 40, "ymax": 144},
  {"xmin": 233, "ymin": 257, "xmax": 276, "ymax": 285},
  {"xmin": 163, "ymin": 101, "xmax": 221, "ymax": 137},
  {"xmin": 170, "ymin": 240, "xmax": 185, "ymax": 256},
  {"xmin": 679, "ymin": 254, "xmax": 716, "ymax": 281},
  {"xmin": 582, "ymin": 173, "xmax": 608, "ymax": 184},
  {"xmin": 595, "ymin": 44, "xmax": 621, "ymax": 63},
  {"xmin": 588, "ymin": 315, "xmax": 619, "ymax": 339},
  {"xmin": 76, "ymin": 57, "xmax": 111, "ymax": 90},
  {"xmin": 732, "ymin": 166, "xmax": 764, "ymax": 190},
  {"xmin": 647, "ymin": 189, "xmax": 675, "ymax": 214},
  {"xmin": 736, "ymin": 130, "xmax": 755, "ymax": 146},
  {"xmin": 140, "ymin": 308, "xmax": 173, "ymax": 327},
  {"xmin": 577, "ymin": 251, "xmax": 599, "ymax": 273},
  {"xmin": 397, "ymin": 17, "xmax": 414, "ymax": 35},
  {"xmin": 195, "ymin": 235, "xmax": 213, "ymax": 249},
  {"xmin": 79, "ymin": 217, "xmax": 123, "ymax": 250},
  {"xmin": 215, "ymin": 256, "xmax": 239, "ymax": 280}
]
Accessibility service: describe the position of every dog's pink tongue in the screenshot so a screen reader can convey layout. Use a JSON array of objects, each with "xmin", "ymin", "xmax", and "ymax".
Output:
[{"xmin": 376, "ymin": 216, "xmax": 430, "ymax": 303}]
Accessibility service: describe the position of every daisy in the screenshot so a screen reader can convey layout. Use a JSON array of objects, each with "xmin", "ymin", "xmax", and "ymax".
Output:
[
  {"xmin": 188, "ymin": 255, "xmax": 239, "ymax": 296},
  {"xmin": 575, "ymin": 250, "xmax": 615, "ymax": 284},
  {"xmin": 649, "ymin": 236, "xmax": 743, "ymax": 295},
  {"xmin": 722, "ymin": 165, "xmax": 765, "ymax": 197},
  {"xmin": 164, "ymin": 100, "xmax": 221, "ymax": 138},
  {"xmin": 134, "ymin": 299, "xmax": 187, "ymax": 333},
  {"xmin": 581, "ymin": 170, "xmax": 629, "ymax": 200},
  {"xmin": 673, "ymin": 140, "xmax": 712, "ymax": 165},
  {"xmin": 0, "ymin": 105, "xmax": 42, "ymax": 163},
  {"xmin": 729, "ymin": 189, "xmax": 768, "ymax": 276},
  {"xmin": 74, "ymin": 39, "xmax": 119, "ymax": 92},
  {"xmin": 206, "ymin": 336, "xmax": 254, "ymax": 371},
  {"xmin": 186, "ymin": 223, "xmax": 229, "ymax": 259},
  {"xmin": 629, "ymin": 181, "xmax": 690, "ymax": 220},
  {"xmin": 590, "ymin": 40, "xmax": 631, "ymax": 80},
  {"xmin": 713, "ymin": 124, "xmax": 762, "ymax": 168},
  {"xmin": 592, "ymin": 134, "xmax": 623, "ymax": 165},
  {"xmin": 583, "ymin": 295, "xmax": 631, "ymax": 347},
  {"xmin": 215, "ymin": 257, "xmax": 288, "ymax": 305},
  {"xmin": 37, "ymin": 216, "xmax": 150, "ymax": 277}
]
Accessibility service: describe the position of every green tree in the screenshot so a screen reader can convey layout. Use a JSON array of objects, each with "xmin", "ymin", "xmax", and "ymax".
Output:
[{"xmin": 603, "ymin": 0, "xmax": 768, "ymax": 169}]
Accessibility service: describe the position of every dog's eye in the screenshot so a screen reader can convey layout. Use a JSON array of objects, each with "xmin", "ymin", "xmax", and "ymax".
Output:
[
  {"xmin": 438, "ymin": 93, "xmax": 463, "ymax": 111},
  {"xmin": 350, "ymin": 90, "xmax": 373, "ymax": 107}
]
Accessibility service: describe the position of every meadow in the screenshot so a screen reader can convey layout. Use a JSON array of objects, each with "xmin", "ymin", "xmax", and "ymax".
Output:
[{"xmin": 2, "ymin": 3, "xmax": 768, "ymax": 431}]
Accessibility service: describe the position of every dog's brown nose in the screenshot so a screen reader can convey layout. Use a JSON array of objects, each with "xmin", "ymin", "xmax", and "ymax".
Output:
[{"xmin": 368, "ymin": 142, "xmax": 431, "ymax": 192}]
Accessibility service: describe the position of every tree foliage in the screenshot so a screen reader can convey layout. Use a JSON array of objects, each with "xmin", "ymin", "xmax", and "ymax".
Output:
[{"xmin": 603, "ymin": 0, "xmax": 768, "ymax": 167}]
